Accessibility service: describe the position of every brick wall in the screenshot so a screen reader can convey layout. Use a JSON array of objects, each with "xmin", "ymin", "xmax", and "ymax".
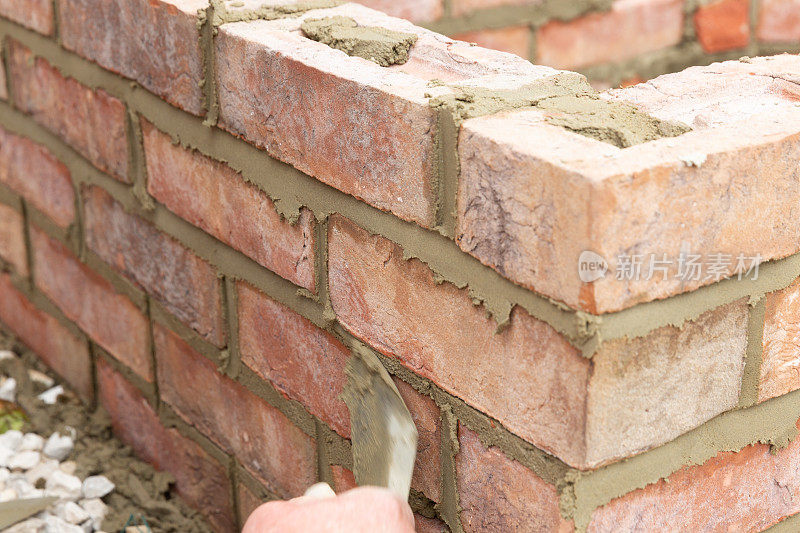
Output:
[
  {"xmin": 370, "ymin": 0, "xmax": 800, "ymax": 88},
  {"xmin": 0, "ymin": 1, "xmax": 799, "ymax": 532}
]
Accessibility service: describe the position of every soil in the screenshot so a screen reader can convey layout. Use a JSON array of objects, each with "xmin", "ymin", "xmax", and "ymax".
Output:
[{"xmin": 0, "ymin": 332, "xmax": 213, "ymax": 533}]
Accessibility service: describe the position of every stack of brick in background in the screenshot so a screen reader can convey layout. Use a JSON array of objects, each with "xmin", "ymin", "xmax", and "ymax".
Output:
[
  {"xmin": 356, "ymin": 0, "xmax": 800, "ymax": 87},
  {"xmin": 0, "ymin": 0, "xmax": 800, "ymax": 532}
]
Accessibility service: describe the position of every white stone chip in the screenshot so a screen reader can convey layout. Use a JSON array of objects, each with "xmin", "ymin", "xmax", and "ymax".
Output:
[
  {"xmin": 8, "ymin": 450, "xmax": 41, "ymax": 470},
  {"xmin": 0, "ymin": 486, "xmax": 17, "ymax": 501},
  {"xmin": 0, "ymin": 377, "xmax": 17, "ymax": 402},
  {"xmin": 38, "ymin": 385, "xmax": 65, "ymax": 405},
  {"xmin": 0, "ymin": 350, "xmax": 16, "ymax": 361},
  {"xmin": 80, "ymin": 498, "xmax": 108, "ymax": 528},
  {"xmin": 43, "ymin": 432, "xmax": 74, "ymax": 461},
  {"xmin": 21, "ymin": 432, "xmax": 45, "ymax": 451},
  {"xmin": 26, "ymin": 458, "xmax": 59, "ymax": 485},
  {"xmin": 0, "ymin": 429, "xmax": 23, "ymax": 452},
  {"xmin": 0, "ymin": 446, "xmax": 13, "ymax": 468},
  {"xmin": 44, "ymin": 514, "xmax": 85, "ymax": 533},
  {"xmin": 82, "ymin": 475, "xmax": 115, "ymax": 499},
  {"xmin": 63, "ymin": 501, "xmax": 90, "ymax": 524},
  {"xmin": 45, "ymin": 470, "xmax": 83, "ymax": 499}
]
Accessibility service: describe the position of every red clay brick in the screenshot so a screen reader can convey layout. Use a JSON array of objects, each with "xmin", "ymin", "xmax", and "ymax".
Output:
[
  {"xmin": 154, "ymin": 322, "xmax": 317, "ymax": 497},
  {"xmin": 393, "ymin": 377, "xmax": 442, "ymax": 502},
  {"xmin": 6, "ymin": 40, "xmax": 128, "ymax": 182},
  {"xmin": 0, "ymin": 273, "xmax": 92, "ymax": 400},
  {"xmin": 215, "ymin": 3, "xmax": 552, "ymax": 228},
  {"xmin": 331, "ymin": 465, "xmax": 358, "ymax": 493},
  {"xmin": 452, "ymin": 26, "xmax": 531, "ymax": 59},
  {"xmin": 30, "ymin": 225, "xmax": 152, "ymax": 381},
  {"xmin": 0, "ymin": 0, "xmax": 54, "ymax": 35},
  {"xmin": 459, "ymin": 54, "xmax": 800, "ymax": 313},
  {"xmin": 328, "ymin": 215, "xmax": 590, "ymax": 466},
  {"xmin": 82, "ymin": 185, "xmax": 225, "ymax": 346},
  {"xmin": 354, "ymin": 0, "xmax": 443, "ymax": 22},
  {"xmin": 694, "ymin": 0, "xmax": 750, "ymax": 53},
  {"xmin": 536, "ymin": 0, "xmax": 684, "ymax": 69},
  {"xmin": 451, "ymin": 0, "xmax": 541, "ymax": 16},
  {"xmin": 588, "ymin": 418, "xmax": 800, "ymax": 532},
  {"xmin": 0, "ymin": 204, "xmax": 27, "ymax": 276},
  {"xmin": 142, "ymin": 120, "xmax": 315, "ymax": 291},
  {"xmin": 456, "ymin": 424, "xmax": 573, "ymax": 533},
  {"xmin": 237, "ymin": 281, "xmax": 350, "ymax": 437},
  {"xmin": 96, "ymin": 357, "xmax": 235, "ymax": 532},
  {"xmin": 329, "ymin": 216, "xmax": 747, "ymax": 468},
  {"xmin": 757, "ymin": 0, "xmax": 800, "ymax": 42},
  {"xmin": 761, "ymin": 278, "xmax": 800, "ymax": 402},
  {"xmin": 57, "ymin": 0, "xmax": 206, "ymax": 115},
  {"xmin": 415, "ymin": 514, "xmax": 449, "ymax": 533},
  {"xmin": 0, "ymin": 126, "xmax": 74, "ymax": 228}
]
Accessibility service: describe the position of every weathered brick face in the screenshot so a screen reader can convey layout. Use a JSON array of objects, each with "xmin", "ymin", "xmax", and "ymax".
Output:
[
  {"xmin": 82, "ymin": 185, "xmax": 225, "ymax": 346},
  {"xmin": 30, "ymin": 225, "xmax": 152, "ymax": 382},
  {"xmin": 0, "ymin": 273, "xmax": 92, "ymax": 400},
  {"xmin": 154, "ymin": 322, "xmax": 317, "ymax": 497},
  {"xmin": 6, "ymin": 40, "xmax": 129, "ymax": 182},
  {"xmin": 0, "ymin": 204, "xmax": 27, "ymax": 275},
  {"xmin": 58, "ymin": 0, "xmax": 207, "ymax": 115},
  {"xmin": 142, "ymin": 120, "xmax": 316, "ymax": 291},
  {"xmin": 0, "ymin": 0, "xmax": 54, "ymax": 35},
  {"xmin": 456, "ymin": 424, "xmax": 573, "ymax": 533},
  {"xmin": 237, "ymin": 281, "xmax": 351, "ymax": 438},
  {"xmin": 0, "ymin": 126, "xmax": 74, "ymax": 228},
  {"xmin": 96, "ymin": 357, "xmax": 236, "ymax": 532}
]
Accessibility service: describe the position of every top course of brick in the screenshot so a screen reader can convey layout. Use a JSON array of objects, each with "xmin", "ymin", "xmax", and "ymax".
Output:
[{"xmin": 46, "ymin": 0, "xmax": 800, "ymax": 314}]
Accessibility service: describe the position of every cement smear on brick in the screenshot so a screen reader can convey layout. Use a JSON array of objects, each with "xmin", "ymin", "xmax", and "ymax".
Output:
[{"xmin": 301, "ymin": 16, "xmax": 417, "ymax": 66}]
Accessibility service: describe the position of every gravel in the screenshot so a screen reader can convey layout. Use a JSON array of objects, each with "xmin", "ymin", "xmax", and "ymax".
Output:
[{"xmin": 0, "ymin": 334, "xmax": 213, "ymax": 533}]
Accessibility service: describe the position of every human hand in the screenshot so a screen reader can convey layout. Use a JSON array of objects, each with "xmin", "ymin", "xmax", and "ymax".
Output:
[{"xmin": 242, "ymin": 483, "xmax": 416, "ymax": 533}]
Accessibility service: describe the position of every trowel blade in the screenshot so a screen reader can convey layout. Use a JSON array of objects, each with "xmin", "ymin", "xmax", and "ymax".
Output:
[
  {"xmin": 0, "ymin": 496, "xmax": 58, "ymax": 529},
  {"xmin": 342, "ymin": 346, "xmax": 417, "ymax": 500}
]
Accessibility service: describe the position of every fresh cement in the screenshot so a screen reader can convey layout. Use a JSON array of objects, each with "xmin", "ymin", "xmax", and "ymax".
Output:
[{"xmin": 301, "ymin": 16, "xmax": 417, "ymax": 66}]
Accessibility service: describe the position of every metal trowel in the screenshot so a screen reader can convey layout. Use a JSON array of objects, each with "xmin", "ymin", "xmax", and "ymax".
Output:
[
  {"xmin": 0, "ymin": 496, "xmax": 58, "ymax": 529},
  {"xmin": 341, "ymin": 345, "xmax": 417, "ymax": 499}
]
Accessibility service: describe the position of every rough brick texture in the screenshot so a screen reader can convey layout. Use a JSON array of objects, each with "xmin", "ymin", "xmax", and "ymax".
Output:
[
  {"xmin": 237, "ymin": 482, "xmax": 263, "ymax": 524},
  {"xmin": 415, "ymin": 514, "xmax": 449, "ymax": 533},
  {"xmin": 58, "ymin": 0, "xmax": 207, "ymax": 115},
  {"xmin": 694, "ymin": 0, "xmax": 750, "ymax": 53},
  {"xmin": 588, "ymin": 419, "xmax": 800, "ymax": 532},
  {"xmin": 331, "ymin": 465, "xmax": 358, "ymax": 493},
  {"xmin": 7, "ymin": 40, "xmax": 128, "ymax": 182},
  {"xmin": 237, "ymin": 281, "xmax": 350, "ymax": 437},
  {"xmin": 83, "ymin": 185, "xmax": 225, "ymax": 346},
  {"xmin": 329, "ymin": 216, "xmax": 748, "ymax": 468},
  {"xmin": 456, "ymin": 424, "xmax": 573, "ymax": 533},
  {"xmin": 30, "ymin": 225, "xmax": 152, "ymax": 381},
  {"xmin": 0, "ymin": 126, "xmax": 74, "ymax": 228},
  {"xmin": 0, "ymin": 274, "xmax": 92, "ymax": 400},
  {"xmin": 215, "ymin": 3, "xmax": 554, "ymax": 227},
  {"xmin": 0, "ymin": 0, "xmax": 54, "ymax": 35},
  {"xmin": 96, "ymin": 357, "xmax": 236, "ymax": 532},
  {"xmin": 761, "ymin": 278, "xmax": 800, "ymax": 402},
  {"xmin": 0, "ymin": 203, "xmax": 27, "ymax": 275},
  {"xmin": 459, "ymin": 55, "xmax": 800, "ymax": 313},
  {"xmin": 142, "ymin": 120, "xmax": 316, "ymax": 291},
  {"xmin": 535, "ymin": 0, "xmax": 684, "ymax": 69},
  {"xmin": 757, "ymin": 0, "xmax": 800, "ymax": 41},
  {"xmin": 154, "ymin": 322, "xmax": 317, "ymax": 497}
]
